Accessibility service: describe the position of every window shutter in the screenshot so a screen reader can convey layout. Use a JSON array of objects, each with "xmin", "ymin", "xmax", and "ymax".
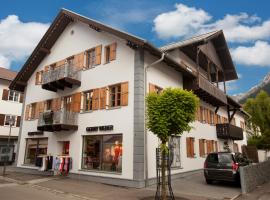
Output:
[
  {"xmin": 16, "ymin": 116, "xmax": 21, "ymax": 127},
  {"xmin": 2, "ymin": 89, "xmax": 9, "ymax": 100},
  {"xmin": 186, "ymin": 138, "xmax": 191, "ymax": 157},
  {"xmin": 149, "ymin": 83, "xmax": 156, "ymax": 93},
  {"xmin": 39, "ymin": 101, "xmax": 45, "ymax": 114},
  {"xmin": 52, "ymin": 98, "xmax": 62, "ymax": 111},
  {"xmin": 56, "ymin": 59, "xmax": 65, "ymax": 68},
  {"xmin": 74, "ymin": 52, "xmax": 85, "ymax": 71},
  {"xmin": 0, "ymin": 114, "xmax": 5, "ymax": 126},
  {"xmin": 207, "ymin": 109, "xmax": 211, "ymax": 124},
  {"xmin": 25, "ymin": 105, "xmax": 30, "ymax": 120},
  {"xmin": 214, "ymin": 141, "xmax": 218, "ymax": 152},
  {"xmin": 71, "ymin": 92, "xmax": 82, "ymax": 113},
  {"xmin": 44, "ymin": 65, "xmax": 50, "ymax": 72},
  {"xmin": 109, "ymin": 42, "xmax": 117, "ymax": 61},
  {"xmin": 214, "ymin": 113, "xmax": 217, "ymax": 125},
  {"xmin": 121, "ymin": 82, "xmax": 129, "ymax": 106},
  {"xmin": 95, "ymin": 45, "xmax": 102, "ymax": 65},
  {"xmin": 196, "ymin": 106, "xmax": 201, "ymax": 121},
  {"xmin": 35, "ymin": 72, "xmax": 40, "ymax": 85},
  {"xmin": 19, "ymin": 93, "xmax": 24, "ymax": 103},
  {"xmin": 206, "ymin": 140, "xmax": 211, "ymax": 154},
  {"xmin": 199, "ymin": 139, "xmax": 203, "ymax": 157},
  {"xmin": 99, "ymin": 87, "xmax": 107, "ymax": 109},
  {"xmin": 190, "ymin": 138, "xmax": 194, "ymax": 158},
  {"xmin": 92, "ymin": 89, "xmax": 100, "ymax": 110},
  {"xmin": 35, "ymin": 102, "xmax": 40, "ymax": 119}
]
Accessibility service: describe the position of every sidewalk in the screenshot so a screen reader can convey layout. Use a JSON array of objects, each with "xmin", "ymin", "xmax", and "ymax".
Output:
[{"xmin": 236, "ymin": 182, "xmax": 270, "ymax": 200}]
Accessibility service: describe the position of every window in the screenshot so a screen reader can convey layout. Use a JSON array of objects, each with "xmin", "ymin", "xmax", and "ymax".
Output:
[
  {"xmin": 186, "ymin": 137, "xmax": 195, "ymax": 158},
  {"xmin": 199, "ymin": 139, "xmax": 206, "ymax": 157},
  {"xmin": 109, "ymin": 84, "xmax": 121, "ymax": 107},
  {"xmin": 104, "ymin": 43, "xmax": 116, "ymax": 63},
  {"xmin": 8, "ymin": 90, "xmax": 20, "ymax": 102},
  {"xmin": 149, "ymin": 83, "xmax": 163, "ymax": 94},
  {"xmin": 84, "ymin": 90, "xmax": 93, "ymax": 111},
  {"xmin": 169, "ymin": 136, "xmax": 181, "ymax": 168},
  {"xmin": 200, "ymin": 107, "xmax": 206, "ymax": 123},
  {"xmin": 82, "ymin": 134, "xmax": 123, "ymax": 173},
  {"xmin": 86, "ymin": 49, "xmax": 96, "ymax": 68},
  {"xmin": 210, "ymin": 111, "xmax": 214, "ymax": 125},
  {"xmin": 24, "ymin": 138, "xmax": 48, "ymax": 165},
  {"xmin": 45, "ymin": 100, "xmax": 52, "ymax": 111},
  {"xmin": 4, "ymin": 115, "xmax": 16, "ymax": 126},
  {"xmin": 29, "ymin": 103, "xmax": 37, "ymax": 119}
]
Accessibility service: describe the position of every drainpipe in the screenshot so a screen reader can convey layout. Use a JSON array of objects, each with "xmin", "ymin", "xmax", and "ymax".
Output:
[{"xmin": 144, "ymin": 52, "xmax": 165, "ymax": 187}]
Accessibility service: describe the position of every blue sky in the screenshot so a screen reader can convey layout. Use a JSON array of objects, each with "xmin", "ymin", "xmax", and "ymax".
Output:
[{"xmin": 1, "ymin": 0, "xmax": 270, "ymax": 95}]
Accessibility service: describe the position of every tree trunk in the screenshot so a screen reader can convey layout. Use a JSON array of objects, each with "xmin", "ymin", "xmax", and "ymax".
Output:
[{"xmin": 161, "ymin": 141, "xmax": 167, "ymax": 200}]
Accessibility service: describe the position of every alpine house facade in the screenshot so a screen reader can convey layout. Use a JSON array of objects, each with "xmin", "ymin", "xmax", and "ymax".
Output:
[{"xmin": 10, "ymin": 9, "xmax": 248, "ymax": 188}]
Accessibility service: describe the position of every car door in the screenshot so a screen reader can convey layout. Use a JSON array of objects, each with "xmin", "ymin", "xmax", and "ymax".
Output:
[{"xmin": 217, "ymin": 153, "xmax": 234, "ymax": 181}]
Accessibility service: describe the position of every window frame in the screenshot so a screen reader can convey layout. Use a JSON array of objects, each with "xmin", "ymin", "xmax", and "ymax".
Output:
[
  {"xmin": 86, "ymin": 48, "xmax": 96, "ymax": 69},
  {"xmin": 4, "ymin": 115, "xmax": 17, "ymax": 127},
  {"xmin": 109, "ymin": 84, "xmax": 121, "ymax": 108},
  {"xmin": 8, "ymin": 90, "xmax": 20, "ymax": 102},
  {"xmin": 83, "ymin": 90, "xmax": 94, "ymax": 111}
]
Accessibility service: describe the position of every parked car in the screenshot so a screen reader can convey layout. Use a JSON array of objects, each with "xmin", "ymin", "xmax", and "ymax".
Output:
[{"xmin": 204, "ymin": 152, "xmax": 251, "ymax": 184}]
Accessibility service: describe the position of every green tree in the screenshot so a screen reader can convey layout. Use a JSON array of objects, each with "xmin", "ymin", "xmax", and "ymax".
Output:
[
  {"xmin": 146, "ymin": 88, "xmax": 199, "ymax": 199},
  {"xmin": 244, "ymin": 90, "xmax": 270, "ymax": 149}
]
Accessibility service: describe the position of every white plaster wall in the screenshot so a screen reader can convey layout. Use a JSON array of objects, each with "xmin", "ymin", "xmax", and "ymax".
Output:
[
  {"xmin": 0, "ymin": 79, "xmax": 21, "ymax": 137},
  {"xmin": 17, "ymin": 21, "xmax": 135, "ymax": 179}
]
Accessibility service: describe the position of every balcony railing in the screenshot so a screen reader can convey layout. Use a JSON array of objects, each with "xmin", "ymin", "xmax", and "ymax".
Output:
[
  {"xmin": 184, "ymin": 75, "xmax": 227, "ymax": 106},
  {"xmin": 37, "ymin": 109, "xmax": 78, "ymax": 132},
  {"xmin": 42, "ymin": 63, "xmax": 81, "ymax": 92},
  {"xmin": 216, "ymin": 123, "xmax": 244, "ymax": 140}
]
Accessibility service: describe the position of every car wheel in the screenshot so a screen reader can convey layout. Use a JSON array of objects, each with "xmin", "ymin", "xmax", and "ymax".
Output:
[{"xmin": 206, "ymin": 179, "xmax": 213, "ymax": 184}]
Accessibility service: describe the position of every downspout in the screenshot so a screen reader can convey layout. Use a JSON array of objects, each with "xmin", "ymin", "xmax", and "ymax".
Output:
[{"xmin": 144, "ymin": 52, "xmax": 165, "ymax": 187}]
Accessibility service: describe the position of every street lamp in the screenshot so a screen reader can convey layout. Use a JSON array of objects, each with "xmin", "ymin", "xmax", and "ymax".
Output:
[{"xmin": 2, "ymin": 117, "xmax": 15, "ymax": 176}]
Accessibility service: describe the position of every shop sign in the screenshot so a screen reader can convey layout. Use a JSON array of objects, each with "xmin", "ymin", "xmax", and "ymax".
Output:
[{"xmin": 86, "ymin": 125, "xmax": 114, "ymax": 132}]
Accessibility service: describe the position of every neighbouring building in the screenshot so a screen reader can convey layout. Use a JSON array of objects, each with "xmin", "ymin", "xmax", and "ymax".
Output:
[
  {"xmin": 10, "ymin": 9, "xmax": 249, "ymax": 187},
  {"xmin": 0, "ymin": 67, "xmax": 23, "ymax": 164}
]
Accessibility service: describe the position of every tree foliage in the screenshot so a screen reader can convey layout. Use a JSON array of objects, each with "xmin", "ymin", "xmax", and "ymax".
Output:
[
  {"xmin": 244, "ymin": 90, "xmax": 270, "ymax": 149},
  {"xmin": 146, "ymin": 88, "xmax": 199, "ymax": 143}
]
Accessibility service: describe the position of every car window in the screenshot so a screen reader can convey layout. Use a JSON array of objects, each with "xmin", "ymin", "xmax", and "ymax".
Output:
[
  {"xmin": 207, "ymin": 154, "xmax": 218, "ymax": 163},
  {"xmin": 218, "ymin": 154, "xmax": 233, "ymax": 163}
]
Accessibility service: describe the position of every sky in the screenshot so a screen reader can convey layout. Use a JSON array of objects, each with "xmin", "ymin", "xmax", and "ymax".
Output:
[{"xmin": 0, "ymin": 0, "xmax": 270, "ymax": 95}]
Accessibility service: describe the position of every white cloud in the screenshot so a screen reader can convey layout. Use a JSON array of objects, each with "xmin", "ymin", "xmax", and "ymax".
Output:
[
  {"xmin": 0, "ymin": 15, "xmax": 49, "ymax": 69},
  {"xmin": 153, "ymin": 4, "xmax": 211, "ymax": 39},
  {"xmin": 153, "ymin": 4, "xmax": 270, "ymax": 43},
  {"xmin": 231, "ymin": 41, "xmax": 270, "ymax": 67}
]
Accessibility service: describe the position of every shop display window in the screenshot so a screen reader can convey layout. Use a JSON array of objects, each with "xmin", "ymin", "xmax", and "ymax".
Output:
[
  {"xmin": 82, "ymin": 134, "xmax": 122, "ymax": 173},
  {"xmin": 24, "ymin": 138, "xmax": 48, "ymax": 165}
]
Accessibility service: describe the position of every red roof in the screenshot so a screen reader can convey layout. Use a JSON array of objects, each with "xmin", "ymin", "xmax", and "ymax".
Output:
[{"xmin": 0, "ymin": 67, "xmax": 17, "ymax": 81}]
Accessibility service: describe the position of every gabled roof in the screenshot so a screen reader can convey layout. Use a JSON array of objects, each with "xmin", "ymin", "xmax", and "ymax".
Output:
[
  {"xmin": 0, "ymin": 67, "xmax": 17, "ymax": 81},
  {"xmin": 10, "ymin": 8, "xmax": 196, "ymax": 92},
  {"xmin": 160, "ymin": 30, "xmax": 238, "ymax": 81}
]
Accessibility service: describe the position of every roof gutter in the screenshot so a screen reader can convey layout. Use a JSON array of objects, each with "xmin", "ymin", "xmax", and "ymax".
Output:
[{"xmin": 144, "ymin": 52, "xmax": 165, "ymax": 187}]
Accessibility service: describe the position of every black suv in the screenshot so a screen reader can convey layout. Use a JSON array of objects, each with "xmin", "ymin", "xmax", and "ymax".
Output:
[{"xmin": 204, "ymin": 152, "xmax": 250, "ymax": 184}]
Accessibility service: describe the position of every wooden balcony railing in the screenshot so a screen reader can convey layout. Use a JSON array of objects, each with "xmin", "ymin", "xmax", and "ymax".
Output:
[
  {"xmin": 37, "ymin": 109, "xmax": 78, "ymax": 132},
  {"xmin": 184, "ymin": 75, "xmax": 227, "ymax": 106},
  {"xmin": 216, "ymin": 123, "xmax": 244, "ymax": 140},
  {"xmin": 41, "ymin": 63, "xmax": 81, "ymax": 92}
]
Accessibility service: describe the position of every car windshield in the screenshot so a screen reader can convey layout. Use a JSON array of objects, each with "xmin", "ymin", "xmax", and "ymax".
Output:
[{"xmin": 218, "ymin": 154, "xmax": 233, "ymax": 163}]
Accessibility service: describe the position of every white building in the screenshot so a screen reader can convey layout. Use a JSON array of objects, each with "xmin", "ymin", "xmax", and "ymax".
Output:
[
  {"xmin": 0, "ymin": 67, "xmax": 23, "ymax": 163},
  {"xmin": 10, "ymin": 9, "xmax": 249, "ymax": 187}
]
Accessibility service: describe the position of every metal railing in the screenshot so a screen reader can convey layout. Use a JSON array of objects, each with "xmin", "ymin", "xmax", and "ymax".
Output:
[
  {"xmin": 37, "ymin": 109, "xmax": 78, "ymax": 127},
  {"xmin": 42, "ymin": 63, "xmax": 81, "ymax": 85}
]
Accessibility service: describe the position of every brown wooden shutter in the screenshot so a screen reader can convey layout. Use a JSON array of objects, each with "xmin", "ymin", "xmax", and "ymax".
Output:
[
  {"xmin": 186, "ymin": 138, "xmax": 191, "ymax": 157},
  {"xmin": 0, "ymin": 114, "xmax": 5, "ymax": 126},
  {"xmin": 19, "ymin": 93, "xmax": 24, "ymax": 103},
  {"xmin": 206, "ymin": 140, "xmax": 211, "ymax": 154},
  {"xmin": 35, "ymin": 72, "xmax": 40, "ymax": 85},
  {"xmin": 92, "ymin": 89, "xmax": 100, "ymax": 110},
  {"xmin": 71, "ymin": 92, "xmax": 81, "ymax": 113},
  {"xmin": 25, "ymin": 105, "xmax": 30, "ymax": 120},
  {"xmin": 35, "ymin": 102, "xmax": 40, "ymax": 119},
  {"xmin": 207, "ymin": 110, "xmax": 211, "ymax": 124},
  {"xmin": 95, "ymin": 45, "xmax": 102, "ymax": 65},
  {"xmin": 214, "ymin": 141, "xmax": 218, "ymax": 152},
  {"xmin": 214, "ymin": 113, "xmax": 217, "ymax": 125},
  {"xmin": 190, "ymin": 138, "xmax": 194, "ymax": 158},
  {"xmin": 149, "ymin": 83, "xmax": 156, "ymax": 93},
  {"xmin": 196, "ymin": 106, "xmax": 201, "ymax": 121},
  {"xmin": 39, "ymin": 101, "xmax": 45, "ymax": 114},
  {"xmin": 52, "ymin": 98, "xmax": 62, "ymax": 111},
  {"xmin": 56, "ymin": 59, "xmax": 65, "ymax": 68},
  {"xmin": 2, "ymin": 89, "xmax": 9, "ymax": 100},
  {"xmin": 99, "ymin": 87, "xmax": 107, "ymax": 109},
  {"xmin": 74, "ymin": 52, "xmax": 85, "ymax": 71},
  {"xmin": 199, "ymin": 139, "xmax": 204, "ymax": 157},
  {"xmin": 121, "ymin": 82, "xmax": 129, "ymax": 106},
  {"xmin": 16, "ymin": 116, "xmax": 21, "ymax": 127},
  {"xmin": 109, "ymin": 42, "xmax": 117, "ymax": 61}
]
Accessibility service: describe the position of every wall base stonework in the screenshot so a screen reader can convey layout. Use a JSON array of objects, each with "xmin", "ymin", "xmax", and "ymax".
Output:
[{"xmin": 240, "ymin": 160, "xmax": 270, "ymax": 194}]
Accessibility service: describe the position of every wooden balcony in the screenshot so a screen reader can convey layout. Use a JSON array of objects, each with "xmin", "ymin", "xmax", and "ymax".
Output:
[
  {"xmin": 216, "ymin": 123, "xmax": 244, "ymax": 140},
  {"xmin": 41, "ymin": 63, "xmax": 81, "ymax": 92},
  {"xmin": 184, "ymin": 75, "xmax": 227, "ymax": 107},
  {"xmin": 37, "ymin": 109, "xmax": 78, "ymax": 132}
]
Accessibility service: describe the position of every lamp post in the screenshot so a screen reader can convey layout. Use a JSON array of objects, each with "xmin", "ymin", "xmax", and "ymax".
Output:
[{"xmin": 2, "ymin": 117, "xmax": 15, "ymax": 176}]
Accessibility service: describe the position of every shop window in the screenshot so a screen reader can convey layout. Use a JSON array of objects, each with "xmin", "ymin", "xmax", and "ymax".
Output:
[
  {"xmin": 84, "ymin": 90, "xmax": 94, "ymax": 111},
  {"xmin": 8, "ymin": 90, "xmax": 20, "ymax": 102},
  {"xmin": 169, "ymin": 136, "xmax": 181, "ymax": 168},
  {"xmin": 109, "ymin": 84, "xmax": 121, "ymax": 107},
  {"xmin": 24, "ymin": 138, "xmax": 48, "ymax": 165},
  {"xmin": 4, "ymin": 115, "xmax": 16, "ymax": 126},
  {"xmin": 82, "ymin": 134, "xmax": 123, "ymax": 173}
]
